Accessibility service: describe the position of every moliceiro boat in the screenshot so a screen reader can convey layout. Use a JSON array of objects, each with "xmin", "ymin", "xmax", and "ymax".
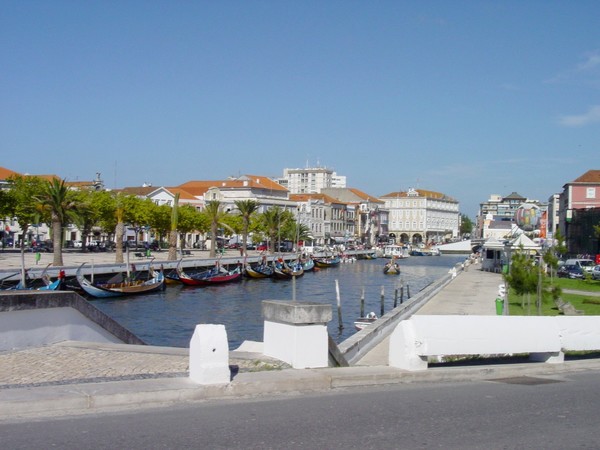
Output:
[
  {"xmin": 177, "ymin": 262, "xmax": 242, "ymax": 286},
  {"xmin": 76, "ymin": 263, "xmax": 165, "ymax": 298}
]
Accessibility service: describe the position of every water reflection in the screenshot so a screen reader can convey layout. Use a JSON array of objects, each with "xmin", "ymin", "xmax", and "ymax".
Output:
[{"xmin": 92, "ymin": 255, "xmax": 465, "ymax": 349}]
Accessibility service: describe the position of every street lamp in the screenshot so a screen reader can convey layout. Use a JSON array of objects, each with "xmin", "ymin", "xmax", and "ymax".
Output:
[{"xmin": 503, "ymin": 240, "xmax": 512, "ymax": 316}]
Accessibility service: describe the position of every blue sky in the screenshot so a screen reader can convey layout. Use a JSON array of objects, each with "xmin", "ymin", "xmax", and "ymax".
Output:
[{"xmin": 2, "ymin": 1, "xmax": 599, "ymax": 217}]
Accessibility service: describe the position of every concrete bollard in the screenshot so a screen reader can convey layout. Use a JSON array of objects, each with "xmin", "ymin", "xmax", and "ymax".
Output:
[
  {"xmin": 262, "ymin": 300, "xmax": 332, "ymax": 369},
  {"xmin": 189, "ymin": 324, "xmax": 230, "ymax": 384}
]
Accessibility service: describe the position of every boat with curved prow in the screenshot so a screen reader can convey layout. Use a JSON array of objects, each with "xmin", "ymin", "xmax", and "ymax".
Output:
[
  {"xmin": 177, "ymin": 264, "xmax": 242, "ymax": 286},
  {"xmin": 76, "ymin": 263, "xmax": 165, "ymax": 298},
  {"xmin": 313, "ymin": 255, "xmax": 341, "ymax": 268}
]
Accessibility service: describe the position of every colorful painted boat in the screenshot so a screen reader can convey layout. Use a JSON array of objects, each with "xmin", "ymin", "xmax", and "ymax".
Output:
[
  {"xmin": 177, "ymin": 265, "xmax": 242, "ymax": 286},
  {"xmin": 245, "ymin": 263, "xmax": 274, "ymax": 279},
  {"xmin": 313, "ymin": 256, "xmax": 341, "ymax": 268},
  {"xmin": 76, "ymin": 263, "xmax": 165, "ymax": 298}
]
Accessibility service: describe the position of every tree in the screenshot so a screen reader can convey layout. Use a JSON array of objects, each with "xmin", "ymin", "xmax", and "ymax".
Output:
[
  {"xmin": 3, "ymin": 175, "xmax": 46, "ymax": 285},
  {"xmin": 259, "ymin": 206, "xmax": 294, "ymax": 253},
  {"xmin": 111, "ymin": 194, "xmax": 143, "ymax": 263},
  {"xmin": 234, "ymin": 200, "xmax": 260, "ymax": 256},
  {"xmin": 503, "ymin": 246, "xmax": 538, "ymax": 314},
  {"xmin": 204, "ymin": 200, "xmax": 226, "ymax": 258},
  {"xmin": 177, "ymin": 205, "xmax": 205, "ymax": 250},
  {"xmin": 168, "ymin": 193, "xmax": 180, "ymax": 261},
  {"xmin": 71, "ymin": 190, "xmax": 102, "ymax": 252},
  {"xmin": 34, "ymin": 178, "xmax": 79, "ymax": 266},
  {"xmin": 460, "ymin": 214, "xmax": 473, "ymax": 237}
]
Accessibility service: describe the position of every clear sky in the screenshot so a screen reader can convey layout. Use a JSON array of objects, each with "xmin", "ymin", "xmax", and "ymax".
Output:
[{"xmin": 2, "ymin": 1, "xmax": 599, "ymax": 217}]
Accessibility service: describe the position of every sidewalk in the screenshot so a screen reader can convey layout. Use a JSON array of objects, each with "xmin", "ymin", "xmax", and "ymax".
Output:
[
  {"xmin": 2, "ymin": 262, "xmax": 599, "ymax": 420},
  {"xmin": 355, "ymin": 262, "xmax": 501, "ymax": 366}
]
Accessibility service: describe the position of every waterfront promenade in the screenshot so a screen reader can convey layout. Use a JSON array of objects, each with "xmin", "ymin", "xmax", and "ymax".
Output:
[{"xmin": 2, "ymin": 254, "xmax": 600, "ymax": 420}]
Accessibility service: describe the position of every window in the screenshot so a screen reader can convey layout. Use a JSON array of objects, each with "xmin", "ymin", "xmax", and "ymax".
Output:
[{"xmin": 586, "ymin": 187, "xmax": 596, "ymax": 199}]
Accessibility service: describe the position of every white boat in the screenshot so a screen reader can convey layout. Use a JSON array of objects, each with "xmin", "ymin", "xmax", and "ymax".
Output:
[
  {"xmin": 354, "ymin": 312, "xmax": 378, "ymax": 331},
  {"xmin": 381, "ymin": 244, "xmax": 410, "ymax": 259}
]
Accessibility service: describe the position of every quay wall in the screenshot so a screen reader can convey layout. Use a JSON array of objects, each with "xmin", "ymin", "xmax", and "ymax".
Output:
[{"xmin": 338, "ymin": 263, "xmax": 464, "ymax": 365}]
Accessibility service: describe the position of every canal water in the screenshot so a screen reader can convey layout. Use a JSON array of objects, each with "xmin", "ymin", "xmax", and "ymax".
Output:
[{"xmin": 91, "ymin": 255, "xmax": 466, "ymax": 349}]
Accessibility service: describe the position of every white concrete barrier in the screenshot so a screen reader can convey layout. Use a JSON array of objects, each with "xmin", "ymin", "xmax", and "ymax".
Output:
[
  {"xmin": 189, "ymin": 324, "xmax": 230, "ymax": 384},
  {"xmin": 389, "ymin": 315, "xmax": 574, "ymax": 371},
  {"xmin": 262, "ymin": 300, "xmax": 332, "ymax": 369}
]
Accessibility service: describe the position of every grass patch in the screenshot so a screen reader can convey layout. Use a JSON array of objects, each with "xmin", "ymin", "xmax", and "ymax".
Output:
[
  {"xmin": 504, "ymin": 275, "xmax": 600, "ymax": 316},
  {"xmin": 550, "ymin": 277, "xmax": 600, "ymax": 292}
]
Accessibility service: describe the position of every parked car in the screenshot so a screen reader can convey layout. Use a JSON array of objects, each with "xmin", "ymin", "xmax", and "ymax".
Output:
[
  {"xmin": 257, "ymin": 243, "xmax": 268, "ymax": 251},
  {"xmin": 592, "ymin": 265, "xmax": 600, "ymax": 281},
  {"xmin": 33, "ymin": 240, "xmax": 53, "ymax": 252},
  {"xmin": 564, "ymin": 258, "xmax": 595, "ymax": 274},
  {"xmin": 557, "ymin": 264, "xmax": 584, "ymax": 279}
]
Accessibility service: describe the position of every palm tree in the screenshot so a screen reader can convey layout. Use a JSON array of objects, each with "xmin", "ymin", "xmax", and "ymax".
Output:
[
  {"xmin": 205, "ymin": 200, "xmax": 225, "ymax": 258},
  {"xmin": 234, "ymin": 199, "xmax": 260, "ymax": 256},
  {"xmin": 114, "ymin": 196, "xmax": 125, "ymax": 264},
  {"xmin": 34, "ymin": 178, "xmax": 78, "ymax": 266},
  {"xmin": 168, "ymin": 193, "xmax": 180, "ymax": 260},
  {"xmin": 261, "ymin": 206, "xmax": 285, "ymax": 254}
]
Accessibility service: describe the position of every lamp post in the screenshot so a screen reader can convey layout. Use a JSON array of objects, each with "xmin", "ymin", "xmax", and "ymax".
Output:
[{"xmin": 503, "ymin": 241, "xmax": 512, "ymax": 316}]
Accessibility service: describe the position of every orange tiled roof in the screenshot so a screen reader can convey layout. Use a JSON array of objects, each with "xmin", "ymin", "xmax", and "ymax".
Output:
[
  {"xmin": 573, "ymin": 170, "xmax": 600, "ymax": 183},
  {"xmin": 380, "ymin": 189, "xmax": 456, "ymax": 202},
  {"xmin": 347, "ymin": 188, "xmax": 384, "ymax": 203},
  {"xmin": 179, "ymin": 175, "xmax": 287, "ymax": 196},
  {"xmin": 0, "ymin": 167, "xmax": 20, "ymax": 180},
  {"xmin": 166, "ymin": 187, "xmax": 199, "ymax": 201},
  {"xmin": 289, "ymin": 193, "xmax": 348, "ymax": 205}
]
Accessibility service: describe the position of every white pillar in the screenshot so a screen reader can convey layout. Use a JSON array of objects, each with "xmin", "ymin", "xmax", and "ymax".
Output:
[
  {"xmin": 262, "ymin": 300, "xmax": 332, "ymax": 369},
  {"xmin": 189, "ymin": 324, "xmax": 230, "ymax": 384}
]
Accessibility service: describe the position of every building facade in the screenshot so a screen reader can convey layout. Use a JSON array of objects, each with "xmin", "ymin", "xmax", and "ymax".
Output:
[
  {"xmin": 279, "ymin": 166, "xmax": 346, "ymax": 194},
  {"xmin": 558, "ymin": 170, "xmax": 600, "ymax": 255},
  {"xmin": 381, "ymin": 188, "xmax": 459, "ymax": 245}
]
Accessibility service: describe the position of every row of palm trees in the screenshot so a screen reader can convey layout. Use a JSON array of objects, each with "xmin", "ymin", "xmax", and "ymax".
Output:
[{"xmin": 0, "ymin": 175, "xmax": 311, "ymax": 267}]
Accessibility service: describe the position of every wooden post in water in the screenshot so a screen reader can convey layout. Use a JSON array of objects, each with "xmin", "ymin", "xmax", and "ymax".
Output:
[
  {"xmin": 407, "ymin": 283, "xmax": 411, "ymax": 299},
  {"xmin": 360, "ymin": 286, "xmax": 365, "ymax": 318},
  {"xmin": 400, "ymin": 282, "xmax": 404, "ymax": 304},
  {"xmin": 380, "ymin": 285, "xmax": 385, "ymax": 317},
  {"xmin": 335, "ymin": 279, "xmax": 343, "ymax": 330},
  {"xmin": 394, "ymin": 287, "xmax": 398, "ymax": 308}
]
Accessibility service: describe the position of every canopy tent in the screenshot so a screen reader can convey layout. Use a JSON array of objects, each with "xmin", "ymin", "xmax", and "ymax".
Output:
[{"xmin": 481, "ymin": 234, "xmax": 541, "ymax": 272}]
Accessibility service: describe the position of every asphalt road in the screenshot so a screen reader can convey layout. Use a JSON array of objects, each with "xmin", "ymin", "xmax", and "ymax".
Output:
[{"xmin": 2, "ymin": 369, "xmax": 600, "ymax": 449}]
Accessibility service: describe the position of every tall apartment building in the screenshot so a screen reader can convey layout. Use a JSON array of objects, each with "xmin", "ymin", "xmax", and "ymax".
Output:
[{"xmin": 278, "ymin": 166, "xmax": 346, "ymax": 194}]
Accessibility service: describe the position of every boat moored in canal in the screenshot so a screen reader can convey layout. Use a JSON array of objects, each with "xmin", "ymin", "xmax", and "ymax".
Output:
[{"xmin": 76, "ymin": 263, "xmax": 165, "ymax": 298}]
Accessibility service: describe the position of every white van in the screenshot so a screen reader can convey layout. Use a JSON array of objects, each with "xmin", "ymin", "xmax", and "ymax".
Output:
[{"xmin": 564, "ymin": 259, "xmax": 595, "ymax": 273}]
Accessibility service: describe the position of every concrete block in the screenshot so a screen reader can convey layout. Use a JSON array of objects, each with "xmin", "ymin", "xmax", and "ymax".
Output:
[
  {"xmin": 189, "ymin": 324, "xmax": 230, "ymax": 384},
  {"xmin": 264, "ymin": 320, "xmax": 329, "ymax": 369},
  {"xmin": 262, "ymin": 300, "xmax": 332, "ymax": 324}
]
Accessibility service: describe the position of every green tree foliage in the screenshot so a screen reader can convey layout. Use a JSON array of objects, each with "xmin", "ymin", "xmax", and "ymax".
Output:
[
  {"xmin": 233, "ymin": 199, "xmax": 260, "ymax": 256},
  {"xmin": 503, "ymin": 246, "xmax": 538, "ymax": 314},
  {"xmin": 204, "ymin": 200, "xmax": 227, "ymax": 258},
  {"xmin": 167, "ymin": 193, "xmax": 180, "ymax": 261},
  {"xmin": 71, "ymin": 190, "xmax": 103, "ymax": 251},
  {"xmin": 4, "ymin": 175, "xmax": 46, "ymax": 247},
  {"xmin": 34, "ymin": 178, "xmax": 79, "ymax": 266},
  {"xmin": 460, "ymin": 214, "xmax": 473, "ymax": 236}
]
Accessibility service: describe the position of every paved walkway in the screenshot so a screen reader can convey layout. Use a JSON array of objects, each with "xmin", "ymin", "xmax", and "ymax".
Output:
[{"xmin": 356, "ymin": 262, "xmax": 502, "ymax": 366}]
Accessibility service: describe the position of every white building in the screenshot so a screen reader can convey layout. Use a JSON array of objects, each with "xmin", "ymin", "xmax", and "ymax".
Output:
[
  {"xmin": 279, "ymin": 166, "xmax": 346, "ymax": 194},
  {"xmin": 380, "ymin": 188, "xmax": 459, "ymax": 245}
]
